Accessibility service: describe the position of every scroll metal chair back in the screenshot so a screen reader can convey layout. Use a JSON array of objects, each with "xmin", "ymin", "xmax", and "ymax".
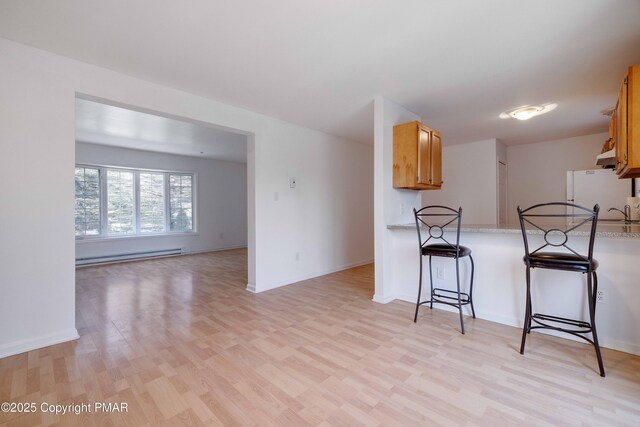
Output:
[
  {"xmin": 414, "ymin": 205, "xmax": 462, "ymax": 257},
  {"xmin": 517, "ymin": 202, "xmax": 599, "ymax": 271},
  {"xmin": 413, "ymin": 205, "xmax": 475, "ymax": 334},
  {"xmin": 517, "ymin": 202, "xmax": 604, "ymax": 376}
]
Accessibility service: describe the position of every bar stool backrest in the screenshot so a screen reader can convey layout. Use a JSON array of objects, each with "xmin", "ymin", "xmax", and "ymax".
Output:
[
  {"xmin": 413, "ymin": 205, "xmax": 462, "ymax": 256},
  {"xmin": 517, "ymin": 202, "xmax": 599, "ymax": 262}
]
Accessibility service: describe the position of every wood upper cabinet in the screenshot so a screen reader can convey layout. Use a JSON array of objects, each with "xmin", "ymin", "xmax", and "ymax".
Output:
[
  {"xmin": 393, "ymin": 121, "xmax": 442, "ymax": 190},
  {"xmin": 615, "ymin": 72, "xmax": 628, "ymax": 174},
  {"xmin": 614, "ymin": 64, "xmax": 639, "ymax": 178},
  {"xmin": 430, "ymin": 131, "xmax": 442, "ymax": 186}
]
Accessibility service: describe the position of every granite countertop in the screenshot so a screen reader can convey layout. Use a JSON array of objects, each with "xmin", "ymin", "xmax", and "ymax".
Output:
[{"xmin": 387, "ymin": 222, "xmax": 640, "ymax": 239}]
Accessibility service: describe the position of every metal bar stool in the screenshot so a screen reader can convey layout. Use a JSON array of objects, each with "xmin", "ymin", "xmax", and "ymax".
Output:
[
  {"xmin": 413, "ymin": 206, "xmax": 475, "ymax": 334},
  {"xmin": 517, "ymin": 202, "xmax": 604, "ymax": 377}
]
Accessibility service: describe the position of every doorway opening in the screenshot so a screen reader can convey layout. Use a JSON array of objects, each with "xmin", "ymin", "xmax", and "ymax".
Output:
[{"xmin": 73, "ymin": 94, "xmax": 251, "ymax": 280}]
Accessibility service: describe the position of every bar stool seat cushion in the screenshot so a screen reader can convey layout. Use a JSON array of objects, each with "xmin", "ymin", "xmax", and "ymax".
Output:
[
  {"xmin": 526, "ymin": 252, "xmax": 599, "ymax": 272},
  {"xmin": 422, "ymin": 244, "xmax": 472, "ymax": 258}
]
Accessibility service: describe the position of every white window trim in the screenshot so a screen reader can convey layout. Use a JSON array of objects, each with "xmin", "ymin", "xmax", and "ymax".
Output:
[
  {"xmin": 75, "ymin": 231, "xmax": 199, "ymax": 244},
  {"xmin": 75, "ymin": 163, "xmax": 197, "ymax": 240},
  {"xmin": 74, "ymin": 166, "xmax": 103, "ymax": 237}
]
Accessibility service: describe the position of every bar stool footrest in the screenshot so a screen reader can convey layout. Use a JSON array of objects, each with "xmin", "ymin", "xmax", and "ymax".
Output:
[
  {"xmin": 432, "ymin": 288, "xmax": 471, "ymax": 305},
  {"xmin": 531, "ymin": 313, "xmax": 593, "ymax": 335}
]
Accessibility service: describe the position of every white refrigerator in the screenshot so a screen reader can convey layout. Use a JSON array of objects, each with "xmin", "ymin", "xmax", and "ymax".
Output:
[{"xmin": 566, "ymin": 169, "xmax": 632, "ymax": 220}]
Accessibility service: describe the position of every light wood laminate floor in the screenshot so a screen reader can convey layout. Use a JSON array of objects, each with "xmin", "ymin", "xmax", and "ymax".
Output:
[{"xmin": 1, "ymin": 249, "xmax": 639, "ymax": 426}]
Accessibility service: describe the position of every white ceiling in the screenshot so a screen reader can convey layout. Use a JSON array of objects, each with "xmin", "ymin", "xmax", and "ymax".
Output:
[
  {"xmin": 75, "ymin": 98, "xmax": 248, "ymax": 162},
  {"xmin": 2, "ymin": 0, "xmax": 640, "ymax": 146}
]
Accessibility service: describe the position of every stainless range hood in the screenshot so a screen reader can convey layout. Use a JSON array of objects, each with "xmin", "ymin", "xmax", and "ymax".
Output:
[{"xmin": 596, "ymin": 148, "xmax": 615, "ymax": 167}]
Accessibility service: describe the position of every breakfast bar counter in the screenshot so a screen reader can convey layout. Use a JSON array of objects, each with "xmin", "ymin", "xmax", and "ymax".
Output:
[
  {"xmin": 382, "ymin": 222, "xmax": 640, "ymax": 355},
  {"xmin": 387, "ymin": 222, "xmax": 640, "ymax": 239}
]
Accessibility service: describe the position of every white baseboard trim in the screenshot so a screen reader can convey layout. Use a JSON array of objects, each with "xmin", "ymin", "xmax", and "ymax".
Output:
[
  {"xmin": 394, "ymin": 293, "xmax": 639, "ymax": 356},
  {"xmin": 185, "ymin": 245, "xmax": 247, "ymax": 255},
  {"xmin": 336, "ymin": 258, "xmax": 374, "ymax": 271},
  {"xmin": 0, "ymin": 328, "xmax": 79, "ymax": 359},
  {"xmin": 253, "ymin": 258, "xmax": 374, "ymax": 293},
  {"xmin": 603, "ymin": 340, "xmax": 640, "ymax": 356},
  {"xmin": 246, "ymin": 283, "xmax": 256, "ymax": 293},
  {"xmin": 76, "ymin": 245, "xmax": 248, "ymax": 267},
  {"xmin": 395, "ymin": 293, "xmax": 415, "ymax": 303},
  {"xmin": 372, "ymin": 293, "xmax": 397, "ymax": 304}
]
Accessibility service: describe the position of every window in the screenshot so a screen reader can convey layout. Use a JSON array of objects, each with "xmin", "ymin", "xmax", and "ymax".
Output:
[
  {"xmin": 139, "ymin": 172, "xmax": 165, "ymax": 233},
  {"xmin": 74, "ymin": 165, "xmax": 195, "ymax": 239},
  {"xmin": 75, "ymin": 167, "xmax": 101, "ymax": 236},
  {"xmin": 107, "ymin": 169, "xmax": 134, "ymax": 235},
  {"xmin": 170, "ymin": 174, "xmax": 193, "ymax": 232}
]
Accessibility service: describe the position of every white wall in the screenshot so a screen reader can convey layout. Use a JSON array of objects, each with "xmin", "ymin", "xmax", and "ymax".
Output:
[
  {"xmin": 427, "ymin": 133, "xmax": 612, "ymax": 226},
  {"xmin": 256, "ymin": 122, "xmax": 374, "ymax": 291},
  {"xmin": 422, "ymin": 139, "xmax": 500, "ymax": 224},
  {"xmin": 0, "ymin": 38, "xmax": 374, "ymax": 358},
  {"xmin": 373, "ymin": 97, "xmax": 423, "ymax": 303},
  {"xmin": 507, "ymin": 133, "xmax": 606, "ymax": 223},
  {"xmin": 75, "ymin": 142, "xmax": 247, "ymax": 259},
  {"xmin": 0, "ymin": 41, "xmax": 78, "ymax": 357},
  {"xmin": 496, "ymin": 140, "xmax": 507, "ymax": 164}
]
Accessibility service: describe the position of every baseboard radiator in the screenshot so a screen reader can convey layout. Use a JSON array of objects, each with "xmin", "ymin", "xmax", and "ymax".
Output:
[{"xmin": 76, "ymin": 248, "xmax": 182, "ymax": 266}]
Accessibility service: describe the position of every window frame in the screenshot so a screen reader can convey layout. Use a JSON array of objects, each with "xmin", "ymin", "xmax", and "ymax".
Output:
[
  {"xmin": 138, "ymin": 170, "xmax": 167, "ymax": 234},
  {"xmin": 74, "ymin": 166, "xmax": 102, "ymax": 237},
  {"xmin": 75, "ymin": 163, "xmax": 197, "ymax": 241},
  {"xmin": 105, "ymin": 167, "xmax": 136, "ymax": 236},
  {"xmin": 168, "ymin": 173, "xmax": 195, "ymax": 233}
]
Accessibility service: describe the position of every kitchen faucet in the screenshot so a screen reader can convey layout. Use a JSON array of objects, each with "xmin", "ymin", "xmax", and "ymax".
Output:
[{"xmin": 607, "ymin": 205, "xmax": 634, "ymax": 224}]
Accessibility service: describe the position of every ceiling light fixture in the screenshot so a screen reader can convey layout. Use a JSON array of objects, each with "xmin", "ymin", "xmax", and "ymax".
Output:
[{"xmin": 499, "ymin": 103, "xmax": 557, "ymax": 121}]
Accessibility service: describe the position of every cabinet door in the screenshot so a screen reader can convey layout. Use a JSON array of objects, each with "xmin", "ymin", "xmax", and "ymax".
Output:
[
  {"xmin": 608, "ymin": 109, "xmax": 616, "ymax": 152},
  {"xmin": 629, "ymin": 65, "xmax": 639, "ymax": 171},
  {"xmin": 430, "ymin": 131, "xmax": 442, "ymax": 187},
  {"xmin": 616, "ymin": 75, "xmax": 628, "ymax": 173},
  {"xmin": 417, "ymin": 126, "xmax": 432, "ymax": 185}
]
